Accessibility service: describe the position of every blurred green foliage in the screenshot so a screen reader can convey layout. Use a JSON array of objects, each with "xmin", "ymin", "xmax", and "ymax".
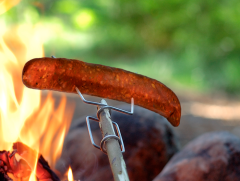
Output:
[{"xmin": 2, "ymin": 0, "xmax": 240, "ymax": 95}]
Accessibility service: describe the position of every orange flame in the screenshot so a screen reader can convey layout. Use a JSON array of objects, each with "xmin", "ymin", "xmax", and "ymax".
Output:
[
  {"xmin": 68, "ymin": 167, "xmax": 74, "ymax": 181},
  {"xmin": 0, "ymin": 24, "xmax": 74, "ymax": 180}
]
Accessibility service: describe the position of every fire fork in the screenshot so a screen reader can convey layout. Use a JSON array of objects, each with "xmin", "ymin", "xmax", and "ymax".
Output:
[{"xmin": 75, "ymin": 87, "xmax": 134, "ymax": 181}]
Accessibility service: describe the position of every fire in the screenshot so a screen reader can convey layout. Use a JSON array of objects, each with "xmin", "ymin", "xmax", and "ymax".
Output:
[
  {"xmin": 68, "ymin": 167, "xmax": 74, "ymax": 181},
  {"xmin": 0, "ymin": 17, "xmax": 74, "ymax": 181}
]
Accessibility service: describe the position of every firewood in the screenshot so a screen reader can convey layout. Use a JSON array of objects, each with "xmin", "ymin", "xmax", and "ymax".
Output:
[{"xmin": 0, "ymin": 142, "xmax": 60, "ymax": 181}]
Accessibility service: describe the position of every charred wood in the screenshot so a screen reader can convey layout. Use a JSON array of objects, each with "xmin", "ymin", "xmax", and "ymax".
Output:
[{"xmin": 0, "ymin": 142, "xmax": 60, "ymax": 181}]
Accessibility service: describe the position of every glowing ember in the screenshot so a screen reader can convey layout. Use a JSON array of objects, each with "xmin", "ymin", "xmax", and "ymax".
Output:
[{"xmin": 68, "ymin": 167, "xmax": 74, "ymax": 181}]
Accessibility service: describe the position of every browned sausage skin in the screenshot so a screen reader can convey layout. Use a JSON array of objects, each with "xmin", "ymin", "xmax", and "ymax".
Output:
[{"xmin": 22, "ymin": 57, "xmax": 181, "ymax": 126}]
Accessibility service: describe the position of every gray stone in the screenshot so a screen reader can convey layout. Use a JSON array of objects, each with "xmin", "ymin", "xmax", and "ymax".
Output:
[
  {"xmin": 56, "ymin": 105, "xmax": 179, "ymax": 181},
  {"xmin": 153, "ymin": 132, "xmax": 240, "ymax": 181}
]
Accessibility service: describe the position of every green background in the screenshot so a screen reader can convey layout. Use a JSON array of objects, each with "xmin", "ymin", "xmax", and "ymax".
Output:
[{"xmin": 2, "ymin": 0, "xmax": 240, "ymax": 96}]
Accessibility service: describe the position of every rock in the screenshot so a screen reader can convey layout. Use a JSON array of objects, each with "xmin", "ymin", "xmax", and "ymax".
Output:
[
  {"xmin": 56, "ymin": 105, "xmax": 180, "ymax": 181},
  {"xmin": 153, "ymin": 132, "xmax": 240, "ymax": 181}
]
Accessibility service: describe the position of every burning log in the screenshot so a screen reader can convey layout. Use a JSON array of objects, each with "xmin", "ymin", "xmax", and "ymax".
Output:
[{"xmin": 0, "ymin": 142, "xmax": 60, "ymax": 181}]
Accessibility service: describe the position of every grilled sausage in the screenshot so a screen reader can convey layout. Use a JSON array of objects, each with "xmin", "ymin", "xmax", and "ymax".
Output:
[{"xmin": 22, "ymin": 57, "xmax": 181, "ymax": 126}]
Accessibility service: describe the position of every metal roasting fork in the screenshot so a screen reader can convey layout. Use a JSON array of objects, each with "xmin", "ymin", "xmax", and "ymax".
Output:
[{"xmin": 75, "ymin": 87, "xmax": 134, "ymax": 181}]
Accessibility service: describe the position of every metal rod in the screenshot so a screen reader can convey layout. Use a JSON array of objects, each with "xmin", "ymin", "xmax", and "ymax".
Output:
[
  {"xmin": 86, "ymin": 116, "xmax": 126, "ymax": 153},
  {"xmin": 76, "ymin": 87, "xmax": 106, "ymax": 106},
  {"xmin": 98, "ymin": 99, "xmax": 129, "ymax": 181}
]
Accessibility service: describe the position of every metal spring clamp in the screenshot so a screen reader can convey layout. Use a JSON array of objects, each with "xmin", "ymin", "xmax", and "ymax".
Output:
[{"xmin": 75, "ymin": 87, "xmax": 134, "ymax": 154}]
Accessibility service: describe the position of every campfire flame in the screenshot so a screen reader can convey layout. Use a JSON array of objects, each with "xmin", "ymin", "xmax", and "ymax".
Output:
[
  {"xmin": 68, "ymin": 167, "xmax": 74, "ymax": 181},
  {"xmin": 0, "ymin": 12, "xmax": 74, "ymax": 181}
]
